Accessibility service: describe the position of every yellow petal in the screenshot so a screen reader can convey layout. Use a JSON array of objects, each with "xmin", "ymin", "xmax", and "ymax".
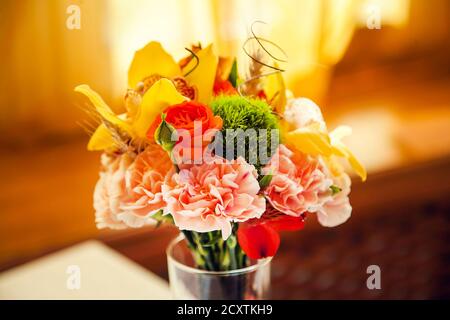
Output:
[
  {"xmin": 323, "ymin": 156, "xmax": 345, "ymax": 177},
  {"xmin": 330, "ymin": 126, "xmax": 366, "ymax": 181},
  {"xmin": 285, "ymin": 123, "xmax": 367, "ymax": 181},
  {"xmin": 265, "ymin": 62, "xmax": 287, "ymax": 114},
  {"xmin": 133, "ymin": 78, "xmax": 186, "ymax": 138},
  {"xmin": 329, "ymin": 125, "xmax": 352, "ymax": 141},
  {"xmin": 87, "ymin": 124, "xmax": 116, "ymax": 151},
  {"xmin": 329, "ymin": 126, "xmax": 351, "ymax": 157},
  {"xmin": 182, "ymin": 44, "xmax": 217, "ymax": 104},
  {"xmin": 216, "ymin": 57, "xmax": 234, "ymax": 81},
  {"xmin": 346, "ymin": 148, "xmax": 367, "ymax": 182},
  {"xmin": 75, "ymin": 84, "xmax": 132, "ymax": 133},
  {"xmin": 285, "ymin": 123, "xmax": 334, "ymax": 156},
  {"xmin": 128, "ymin": 41, "xmax": 181, "ymax": 88},
  {"xmin": 332, "ymin": 142, "xmax": 367, "ymax": 181}
]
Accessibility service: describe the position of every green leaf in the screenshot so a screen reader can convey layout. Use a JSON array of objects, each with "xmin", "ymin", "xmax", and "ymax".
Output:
[
  {"xmin": 152, "ymin": 209, "xmax": 164, "ymax": 220},
  {"xmin": 259, "ymin": 174, "xmax": 273, "ymax": 189},
  {"xmin": 330, "ymin": 185, "xmax": 342, "ymax": 195},
  {"xmin": 152, "ymin": 210, "xmax": 173, "ymax": 227},
  {"xmin": 154, "ymin": 114, "xmax": 177, "ymax": 152},
  {"xmin": 228, "ymin": 59, "xmax": 238, "ymax": 88}
]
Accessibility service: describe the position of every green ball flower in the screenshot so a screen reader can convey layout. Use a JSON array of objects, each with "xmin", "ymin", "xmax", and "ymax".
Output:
[{"xmin": 210, "ymin": 95, "xmax": 280, "ymax": 171}]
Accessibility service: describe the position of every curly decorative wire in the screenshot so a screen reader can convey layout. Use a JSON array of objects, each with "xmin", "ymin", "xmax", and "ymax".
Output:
[
  {"xmin": 182, "ymin": 47, "xmax": 200, "ymax": 77},
  {"xmin": 245, "ymin": 20, "xmax": 288, "ymax": 65},
  {"xmin": 236, "ymin": 21, "xmax": 290, "ymax": 121},
  {"xmin": 238, "ymin": 21, "xmax": 288, "ymax": 98}
]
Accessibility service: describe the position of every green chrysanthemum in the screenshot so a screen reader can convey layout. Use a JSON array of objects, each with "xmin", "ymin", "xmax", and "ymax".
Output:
[{"xmin": 210, "ymin": 95, "xmax": 279, "ymax": 170}]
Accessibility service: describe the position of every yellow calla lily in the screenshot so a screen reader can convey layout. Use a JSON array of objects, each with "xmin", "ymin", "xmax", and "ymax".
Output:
[
  {"xmin": 77, "ymin": 42, "xmax": 218, "ymax": 152},
  {"xmin": 128, "ymin": 41, "xmax": 181, "ymax": 88},
  {"xmin": 285, "ymin": 123, "xmax": 334, "ymax": 156},
  {"xmin": 74, "ymin": 84, "xmax": 132, "ymax": 134},
  {"xmin": 128, "ymin": 41, "xmax": 218, "ymax": 103},
  {"xmin": 330, "ymin": 126, "xmax": 367, "ymax": 181},
  {"xmin": 76, "ymin": 79, "xmax": 186, "ymax": 151},
  {"xmin": 182, "ymin": 44, "xmax": 218, "ymax": 104},
  {"xmin": 87, "ymin": 124, "xmax": 115, "ymax": 151},
  {"xmin": 284, "ymin": 123, "xmax": 367, "ymax": 181},
  {"xmin": 333, "ymin": 143, "xmax": 367, "ymax": 182},
  {"xmin": 133, "ymin": 78, "xmax": 186, "ymax": 138}
]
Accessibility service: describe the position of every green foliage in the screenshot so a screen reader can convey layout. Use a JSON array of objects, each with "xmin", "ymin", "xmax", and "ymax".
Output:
[
  {"xmin": 228, "ymin": 59, "xmax": 238, "ymax": 88},
  {"xmin": 330, "ymin": 185, "xmax": 342, "ymax": 195},
  {"xmin": 210, "ymin": 95, "xmax": 280, "ymax": 170},
  {"xmin": 258, "ymin": 174, "xmax": 273, "ymax": 189},
  {"xmin": 154, "ymin": 114, "xmax": 177, "ymax": 152},
  {"xmin": 211, "ymin": 95, "xmax": 278, "ymax": 131}
]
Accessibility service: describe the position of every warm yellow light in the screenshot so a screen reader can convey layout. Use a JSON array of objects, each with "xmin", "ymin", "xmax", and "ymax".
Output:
[
  {"xmin": 107, "ymin": 0, "xmax": 215, "ymax": 96},
  {"xmin": 356, "ymin": 0, "xmax": 410, "ymax": 28},
  {"xmin": 106, "ymin": 0, "xmax": 410, "ymax": 99}
]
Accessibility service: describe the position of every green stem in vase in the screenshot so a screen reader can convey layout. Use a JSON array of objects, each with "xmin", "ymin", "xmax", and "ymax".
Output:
[
  {"xmin": 182, "ymin": 228, "xmax": 249, "ymax": 272},
  {"xmin": 226, "ymin": 234, "xmax": 238, "ymax": 270},
  {"xmin": 182, "ymin": 230, "xmax": 208, "ymax": 270},
  {"xmin": 182, "ymin": 229, "xmax": 251, "ymax": 299}
]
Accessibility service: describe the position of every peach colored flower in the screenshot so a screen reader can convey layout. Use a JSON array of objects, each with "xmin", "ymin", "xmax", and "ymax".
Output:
[
  {"xmin": 316, "ymin": 165, "xmax": 352, "ymax": 227},
  {"xmin": 162, "ymin": 156, "xmax": 266, "ymax": 239},
  {"xmin": 119, "ymin": 143, "xmax": 175, "ymax": 227},
  {"xmin": 94, "ymin": 143, "xmax": 173, "ymax": 229},
  {"xmin": 94, "ymin": 153, "xmax": 134, "ymax": 229},
  {"xmin": 262, "ymin": 144, "xmax": 332, "ymax": 217}
]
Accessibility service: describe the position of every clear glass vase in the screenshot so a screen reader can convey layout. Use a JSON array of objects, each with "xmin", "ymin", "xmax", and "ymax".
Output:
[{"xmin": 167, "ymin": 235, "xmax": 272, "ymax": 300}]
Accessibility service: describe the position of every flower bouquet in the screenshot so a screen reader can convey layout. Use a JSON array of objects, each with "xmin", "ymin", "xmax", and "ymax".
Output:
[{"xmin": 76, "ymin": 40, "xmax": 366, "ymax": 299}]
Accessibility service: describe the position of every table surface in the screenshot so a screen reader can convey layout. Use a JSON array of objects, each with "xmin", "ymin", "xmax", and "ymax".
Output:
[{"xmin": 0, "ymin": 240, "xmax": 172, "ymax": 300}]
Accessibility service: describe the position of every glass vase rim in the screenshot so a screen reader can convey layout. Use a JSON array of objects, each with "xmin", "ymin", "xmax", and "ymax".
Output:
[{"xmin": 166, "ymin": 234, "xmax": 272, "ymax": 276}]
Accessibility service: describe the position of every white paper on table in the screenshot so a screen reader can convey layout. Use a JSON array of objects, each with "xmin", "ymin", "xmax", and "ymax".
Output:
[{"xmin": 0, "ymin": 240, "xmax": 172, "ymax": 300}]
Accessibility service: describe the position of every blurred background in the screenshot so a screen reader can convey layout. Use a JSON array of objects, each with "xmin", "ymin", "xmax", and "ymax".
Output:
[{"xmin": 0, "ymin": 0, "xmax": 449, "ymax": 299}]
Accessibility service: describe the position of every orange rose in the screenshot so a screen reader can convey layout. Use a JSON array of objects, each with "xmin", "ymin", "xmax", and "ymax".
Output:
[
  {"xmin": 148, "ymin": 101, "xmax": 222, "ymax": 136},
  {"xmin": 147, "ymin": 101, "xmax": 223, "ymax": 163},
  {"xmin": 213, "ymin": 79, "xmax": 237, "ymax": 96}
]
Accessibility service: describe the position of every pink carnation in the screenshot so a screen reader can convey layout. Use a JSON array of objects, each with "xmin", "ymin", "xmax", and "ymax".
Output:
[
  {"xmin": 94, "ymin": 144, "xmax": 173, "ymax": 229},
  {"xmin": 316, "ymin": 168, "xmax": 352, "ymax": 227},
  {"xmin": 94, "ymin": 153, "xmax": 133, "ymax": 229},
  {"xmin": 262, "ymin": 145, "xmax": 332, "ymax": 217},
  {"xmin": 162, "ymin": 156, "xmax": 266, "ymax": 239},
  {"xmin": 263, "ymin": 144, "xmax": 353, "ymax": 227}
]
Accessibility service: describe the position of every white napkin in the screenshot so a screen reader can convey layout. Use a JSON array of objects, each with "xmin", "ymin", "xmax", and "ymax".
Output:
[{"xmin": 0, "ymin": 240, "xmax": 171, "ymax": 300}]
